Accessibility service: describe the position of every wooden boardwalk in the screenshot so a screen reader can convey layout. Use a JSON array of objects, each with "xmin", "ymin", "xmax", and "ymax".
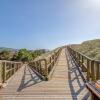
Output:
[{"xmin": 0, "ymin": 48, "xmax": 90, "ymax": 100}]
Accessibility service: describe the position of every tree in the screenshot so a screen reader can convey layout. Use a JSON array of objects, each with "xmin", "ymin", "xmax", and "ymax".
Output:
[
  {"xmin": 0, "ymin": 50, "xmax": 11, "ymax": 60},
  {"xmin": 17, "ymin": 49, "xmax": 33, "ymax": 62},
  {"xmin": 31, "ymin": 49, "xmax": 46, "ymax": 59}
]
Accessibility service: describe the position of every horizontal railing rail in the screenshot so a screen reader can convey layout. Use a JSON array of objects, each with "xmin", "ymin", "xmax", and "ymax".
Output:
[
  {"xmin": 29, "ymin": 48, "xmax": 62, "ymax": 81},
  {"xmin": 0, "ymin": 60, "xmax": 22, "ymax": 85},
  {"xmin": 67, "ymin": 46, "xmax": 100, "ymax": 82}
]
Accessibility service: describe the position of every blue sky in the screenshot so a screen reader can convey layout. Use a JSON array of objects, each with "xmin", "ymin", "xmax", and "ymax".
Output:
[{"xmin": 0, "ymin": 0, "xmax": 100, "ymax": 50}]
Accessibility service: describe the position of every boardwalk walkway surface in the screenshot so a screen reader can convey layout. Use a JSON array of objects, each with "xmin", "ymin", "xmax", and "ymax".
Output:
[{"xmin": 0, "ymin": 48, "xmax": 90, "ymax": 100}]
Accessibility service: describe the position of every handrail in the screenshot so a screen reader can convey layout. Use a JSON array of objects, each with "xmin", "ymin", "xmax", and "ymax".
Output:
[
  {"xmin": 29, "ymin": 48, "xmax": 62, "ymax": 81},
  {"xmin": 0, "ymin": 60, "xmax": 22, "ymax": 85},
  {"xmin": 67, "ymin": 46, "xmax": 100, "ymax": 100},
  {"xmin": 67, "ymin": 46, "xmax": 100, "ymax": 82}
]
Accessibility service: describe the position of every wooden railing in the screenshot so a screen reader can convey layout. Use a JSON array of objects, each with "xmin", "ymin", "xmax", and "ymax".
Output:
[
  {"xmin": 0, "ymin": 60, "xmax": 22, "ymax": 85},
  {"xmin": 67, "ymin": 46, "xmax": 100, "ymax": 82},
  {"xmin": 67, "ymin": 46, "xmax": 100, "ymax": 99},
  {"xmin": 29, "ymin": 48, "xmax": 62, "ymax": 81}
]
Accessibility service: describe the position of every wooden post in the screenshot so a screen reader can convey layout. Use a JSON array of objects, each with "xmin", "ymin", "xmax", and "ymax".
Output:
[
  {"xmin": 74, "ymin": 52, "xmax": 77, "ymax": 60},
  {"xmin": 81, "ymin": 56, "xmax": 86, "ymax": 72},
  {"xmin": 53, "ymin": 54, "xmax": 55, "ymax": 64},
  {"xmin": 0, "ymin": 61, "xmax": 2, "ymax": 84},
  {"xmin": 50, "ymin": 57, "xmax": 51, "ymax": 64},
  {"xmin": 10, "ymin": 62, "xmax": 12, "ymax": 78},
  {"xmin": 50, "ymin": 57, "xmax": 52, "ymax": 70},
  {"xmin": 34, "ymin": 62, "xmax": 37, "ymax": 71},
  {"xmin": 55, "ymin": 52, "xmax": 57, "ymax": 61},
  {"xmin": 87, "ymin": 60, "xmax": 90, "ymax": 81},
  {"xmin": 10, "ymin": 62, "xmax": 12, "ymax": 76},
  {"xmin": 52, "ymin": 55, "xmax": 54, "ymax": 66},
  {"xmin": 78, "ymin": 54, "xmax": 81, "ymax": 67},
  {"xmin": 14, "ymin": 63, "xmax": 16, "ymax": 74},
  {"xmin": 96, "ymin": 62, "xmax": 100, "ymax": 80},
  {"xmin": 44, "ymin": 59, "xmax": 48, "ymax": 80},
  {"xmin": 37, "ymin": 61, "xmax": 39, "ymax": 72},
  {"xmin": 2, "ymin": 62, "xmax": 6, "ymax": 83},
  {"xmin": 39, "ymin": 60, "xmax": 42, "ymax": 75},
  {"xmin": 91, "ymin": 61, "xmax": 95, "ymax": 81}
]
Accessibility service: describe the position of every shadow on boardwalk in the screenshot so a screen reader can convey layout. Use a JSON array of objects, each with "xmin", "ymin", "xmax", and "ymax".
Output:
[
  {"xmin": 66, "ymin": 49, "xmax": 90, "ymax": 100},
  {"xmin": 17, "ymin": 65, "xmax": 42, "ymax": 92}
]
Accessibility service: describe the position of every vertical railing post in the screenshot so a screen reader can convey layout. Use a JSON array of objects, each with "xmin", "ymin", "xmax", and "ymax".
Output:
[
  {"xmin": 81, "ymin": 56, "xmax": 86, "ymax": 72},
  {"xmin": 78, "ymin": 54, "xmax": 81, "ymax": 67},
  {"xmin": 34, "ymin": 62, "xmax": 37, "ymax": 71},
  {"xmin": 49, "ymin": 57, "xmax": 52, "ymax": 70},
  {"xmin": 0, "ymin": 61, "xmax": 3, "ymax": 85},
  {"xmin": 87, "ymin": 60, "xmax": 90, "ymax": 81},
  {"xmin": 81, "ymin": 56, "xmax": 83, "ymax": 70},
  {"xmin": 39, "ymin": 60, "xmax": 42, "ymax": 75},
  {"xmin": 52, "ymin": 55, "xmax": 54, "ymax": 66},
  {"xmin": 14, "ymin": 63, "xmax": 16, "ymax": 74},
  {"xmin": 44, "ymin": 59, "xmax": 48, "ymax": 80},
  {"xmin": 10, "ymin": 62, "xmax": 12, "ymax": 76},
  {"xmin": 91, "ymin": 60, "xmax": 95, "ymax": 81},
  {"xmin": 76, "ymin": 52, "xmax": 78, "ymax": 63},
  {"xmin": 96, "ymin": 62, "xmax": 100, "ymax": 80},
  {"xmin": 50, "ymin": 57, "xmax": 51, "ymax": 64},
  {"xmin": 54, "ymin": 52, "xmax": 56, "ymax": 63},
  {"xmin": 2, "ymin": 62, "xmax": 6, "ymax": 83},
  {"xmin": 74, "ymin": 51, "xmax": 77, "ymax": 60},
  {"xmin": 36, "ymin": 61, "xmax": 38, "ymax": 73}
]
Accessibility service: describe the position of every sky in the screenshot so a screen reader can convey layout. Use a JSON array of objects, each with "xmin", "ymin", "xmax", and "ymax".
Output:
[{"xmin": 0, "ymin": 0, "xmax": 100, "ymax": 50}]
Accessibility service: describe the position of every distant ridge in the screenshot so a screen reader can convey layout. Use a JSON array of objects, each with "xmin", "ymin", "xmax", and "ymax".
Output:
[{"xmin": 0, "ymin": 47, "xmax": 18, "ymax": 52}]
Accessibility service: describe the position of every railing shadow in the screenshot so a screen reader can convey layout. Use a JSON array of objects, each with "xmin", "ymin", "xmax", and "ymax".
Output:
[
  {"xmin": 17, "ymin": 65, "xmax": 42, "ymax": 92},
  {"xmin": 66, "ymin": 49, "xmax": 90, "ymax": 100}
]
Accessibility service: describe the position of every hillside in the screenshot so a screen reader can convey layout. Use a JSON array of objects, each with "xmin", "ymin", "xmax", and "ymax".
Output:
[{"xmin": 73, "ymin": 39, "xmax": 100, "ymax": 60}]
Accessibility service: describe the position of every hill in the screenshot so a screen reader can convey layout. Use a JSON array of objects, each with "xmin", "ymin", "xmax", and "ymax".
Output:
[
  {"xmin": 0, "ymin": 47, "xmax": 18, "ymax": 52},
  {"xmin": 73, "ymin": 39, "xmax": 100, "ymax": 60}
]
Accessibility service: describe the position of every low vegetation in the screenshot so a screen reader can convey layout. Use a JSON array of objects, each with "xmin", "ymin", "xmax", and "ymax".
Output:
[
  {"xmin": 73, "ymin": 39, "xmax": 100, "ymax": 60},
  {"xmin": 0, "ymin": 48, "xmax": 48, "ymax": 62}
]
